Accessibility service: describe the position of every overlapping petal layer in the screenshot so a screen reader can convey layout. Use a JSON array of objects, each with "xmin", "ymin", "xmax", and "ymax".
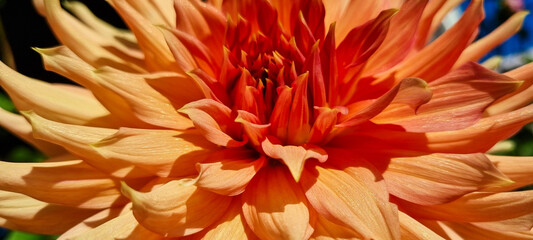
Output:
[{"xmin": 0, "ymin": 0, "xmax": 532, "ymax": 239}]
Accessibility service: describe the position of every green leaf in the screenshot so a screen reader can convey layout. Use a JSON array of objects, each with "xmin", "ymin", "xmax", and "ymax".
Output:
[
  {"xmin": 0, "ymin": 93, "xmax": 15, "ymax": 113},
  {"xmin": 4, "ymin": 231, "xmax": 56, "ymax": 240}
]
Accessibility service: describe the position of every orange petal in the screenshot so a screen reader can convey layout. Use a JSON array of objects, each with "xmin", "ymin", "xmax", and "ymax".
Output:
[
  {"xmin": 399, "ymin": 211, "xmax": 444, "ymax": 240},
  {"xmin": 322, "ymin": 0, "xmax": 391, "ymax": 42},
  {"xmin": 362, "ymin": 104, "xmax": 533, "ymax": 153},
  {"xmin": 195, "ymin": 154, "xmax": 265, "ymax": 196},
  {"xmin": 23, "ymin": 111, "xmax": 152, "ymax": 178},
  {"xmin": 398, "ymin": 191, "xmax": 533, "ymax": 222},
  {"xmin": 300, "ymin": 164, "xmax": 399, "ymax": 240},
  {"xmin": 42, "ymin": 0, "xmax": 144, "ymax": 72},
  {"xmin": 161, "ymin": 27, "xmax": 221, "ymax": 76},
  {"xmin": 179, "ymin": 99, "xmax": 246, "ymax": 147},
  {"xmin": 337, "ymin": 8, "xmax": 397, "ymax": 74},
  {"xmin": 143, "ymin": 71, "xmax": 207, "ymax": 109},
  {"xmin": 441, "ymin": 221, "xmax": 533, "ymax": 240},
  {"xmin": 413, "ymin": 0, "xmax": 447, "ymax": 49},
  {"xmin": 0, "ymin": 61, "xmax": 115, "ymax": 126},
  {"xmin": 0, "ymin": 108, "xmax": 64, "ymax": 156},
  {"xmin": 93, "ymin": 68, "xmax": 193, "ymax": 130},
  {"xmin": 118, "ymin": 0, "xmax": 175, "ymax": 27},
  {"xmin": 36, "ymin": 46, "xmax": 156, "ymax": 128},
  {"xmin": 471, "ymin": 212, "xmax": 533, "ymax": 233},
  {"xmin": 287, "ymin": 73, "xmax": 311, "ymax": 145},
  {"xmin": 109, "ymin": 0, "xmax": 177, "ymax": 71},
  {"xmin": 261, "ymin": 137, "xmax": 327, "ymax": 182},
  {"xmin": 59, "ymin": 206, "xmax": 129, "ymax": 239},
  {"xmin": 92, "ymin": 128, "xmax": 216, "ymax": 177},
  {"xmin": 0, "ymin": 158, "xmax": 125, "ymax": 209},
  {"xmin": 308, "ymin": 106, "xmax": 341, "ymax": 144},
  {"xmin": 174, "ymin": 0, "xmax": 226, "ymax": 57},
  {"xmin": 122, "ymin": 179, "xmax": 233, "ymax": 237},
  {"xmin": 0, "ymin": 190, "xmax": 97, "ymax": 235},
  {"xmin": 61, "ymin": 1, "xmax": 145, "ymax": 66},
  {"xmin": 393, "ymin": 0, "xmax": 483, "ymax": 81},
  {"xmin": 364, "ymin": 0, "xmax": 428, "ymax": 75},
  {"xmin": 311, "ymin": 214, "xmax": 363, "ymax": 240},
  {"xmin": 338, "ymin": 77, "xmax": 431, "ymax": 128},
  {"xmin": 158, "ymin": 26, "xmax": 198, "ymax": 73},
  {"xmin": 242, "ymin": 166, "xmax": 315, "ymax": 240},
  {"xmin": 183, "ymin": 197, "xmax": 257, "ymax": 240},
  {"xmin": 374, "ymin": 62, "xmax": 522, "ymax": 132},
  {"xmin": 235, "ymin": 110, "xmax": 270, "ymax": 147},
  {"xmin": 455, "ymin": 11, "xmax": 529, "ymax": 68},
  {"xmin": 487, "ymin": 61, "xmax": 533, "ymax": 115},
  {"xmin": 488, "ymin": 155, "xmax": 533, "ymax": 191},
  {"xmin": 384, "ymin": 153, "xmax": 512, "ymax": 206},
  {"xmin": 65, "ymin": 210, "xmax": 163, "ymax": 240},
  {"xmin": 269, "ymin": 85, "xmax": 293, "ymax": 143}
]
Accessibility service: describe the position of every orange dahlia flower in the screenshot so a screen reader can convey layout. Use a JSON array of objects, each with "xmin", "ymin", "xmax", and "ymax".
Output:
[{"xmin": 0, "ymin": 0, "xmax": 533, "ymax": 239}]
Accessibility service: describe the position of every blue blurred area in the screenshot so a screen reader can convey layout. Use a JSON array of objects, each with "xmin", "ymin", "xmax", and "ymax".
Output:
[{"xmin": 461, "ymin": 0, "xmax": 533, "ymax": 67}]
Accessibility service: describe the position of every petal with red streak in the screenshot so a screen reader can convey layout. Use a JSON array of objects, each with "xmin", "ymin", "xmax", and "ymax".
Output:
[
  {"xmin": 235, "ymin": 110, "xmax": 270, "ymax": 147},
  {"xmin": 338, "ymin": 77, "xmax": 431, "ymax": 128},
  {"xmin": 393, "ymin": 0, "xmax": 484, "ymax": 81},
  {"xmin": 179, "ymin": 99, "xmax": 246, "ymax": 147},
  {"xmin": 364, "ymin": 0, "xmax": 428, "ymax": 75},
  {"xmin": 374, "ymin": 62, "xmax": 522, "ymax": 132}
]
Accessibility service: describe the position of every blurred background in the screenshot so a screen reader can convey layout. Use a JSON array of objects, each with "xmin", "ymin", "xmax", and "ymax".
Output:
[{"xmin": 0, "ymin": 0, "xmax": 532, "ymax": 239}]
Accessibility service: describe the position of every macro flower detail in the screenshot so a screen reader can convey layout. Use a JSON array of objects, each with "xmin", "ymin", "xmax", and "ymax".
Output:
[{"xmin": 0, "ymin": 0, "xmax": 533, "ymax": 239}]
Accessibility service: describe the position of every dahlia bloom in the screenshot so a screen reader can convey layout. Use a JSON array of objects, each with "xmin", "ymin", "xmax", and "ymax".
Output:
[{"xmin": 1, "ymin": 0, "xmax": 533, "ymax": 239}]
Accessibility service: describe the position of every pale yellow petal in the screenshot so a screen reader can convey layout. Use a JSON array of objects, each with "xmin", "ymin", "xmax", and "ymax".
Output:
[
  {"xmin": 399, "ymin": 211, "xmax": 444, "ymax": 240},
  {"xmin": 92, "ymin": 128, "xmax": 216, "ymax": 177},
  {"xmin": 109, "ymin": 0, "xmax": 178, "ymax": 71},
  {"xmin": 122, "ymin": 179, "xmax": 233, "ymax": 237},
  {"xmin": 69, "ymin": 210, "xmax": 163, "ymax": 240},
  {"xmin": 183, "ymin": 198, "xmax": 257, "ymax": 240},
  {"xmin": 242, "ymin": 166, "xmax": 315, "ymax": 240},
  {"xmin": 0, "ymin": 190, "xmax": 97, "ymax": 235},
  {"xmin": 0, "ymin": 61, "xmax": 114, "ymax": 126},
  {"xmin": 23, "ymin": 111, "xmax": 152, "ymax": 178},
  {"xmin": 0, "ymin": 159, "xmax": 124, "ymax": 209},
  {"xmin": 0, "ymin": 108, "xmax": 64, "ymax": 156},
  {"xmin": 42, "ymin": 0, "xmax": 145, "ymax": 72},
  {"xmin": 301, "ymin": 164, "xmax": 399, "ymax": 240}
]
